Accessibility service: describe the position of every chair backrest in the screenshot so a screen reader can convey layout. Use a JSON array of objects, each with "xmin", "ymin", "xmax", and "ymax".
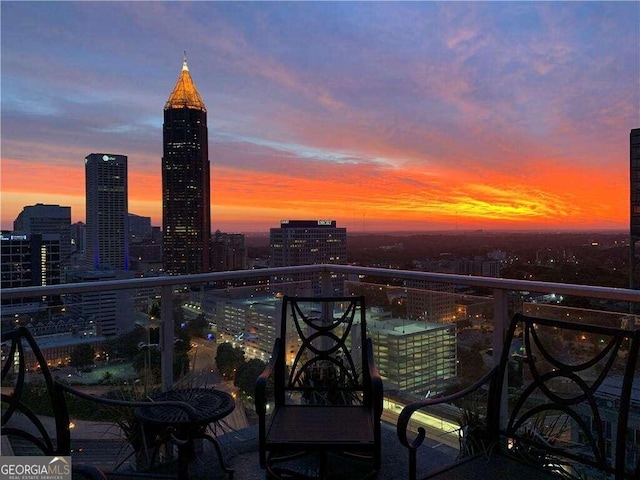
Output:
[
  {"xmin": 489, "ymin": 313, "xmax": 640, "ymax": 480},
  {"xmin": 1, "ymin": 326, "xmax": 72, "ymax": 455},
  {"xmin": 274, "ymin": 296, "xmax": 369, "ymax": 406}
]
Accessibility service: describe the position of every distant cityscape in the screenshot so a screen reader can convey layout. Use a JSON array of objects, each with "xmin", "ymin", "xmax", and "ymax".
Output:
[{"xmin": 1, "ymin": 59, "xmax": 638, "ymax": 402}]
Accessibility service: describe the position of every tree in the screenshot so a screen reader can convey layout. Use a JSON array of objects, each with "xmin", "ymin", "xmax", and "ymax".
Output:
[
  {"xmin": 103, "ymin": 328, "xmax": 146, "ymax": 359},
  {"xmin": 70, "ymin": 343, "xmax": 94, "ymax": 369},
  {"xmin": 235, "ymin": 358, "xmax": 266, "ymax": 397},
  {"xmin": 148, "ymin": 301, "xmax": 161, "ymax": 319},
  {"xmin": 133, "ymin": 346, "xmax": 161, "ymax": 385},
  {"xmin": 186, "ymin": 314, "xmax": 208, "ymax": 337},
  {"xmin": 215, "ymin": 342, "xmax": 245, "ymax": 380}
]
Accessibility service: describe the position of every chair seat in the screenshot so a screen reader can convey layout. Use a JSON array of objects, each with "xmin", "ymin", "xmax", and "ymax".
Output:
[
  {"xmin": 266, "ymin": 406, "xmax": 375, "ymax": 447},
  {"xmin": 424, "ymin": 452, "xmax": 559, "ymax": 480}
]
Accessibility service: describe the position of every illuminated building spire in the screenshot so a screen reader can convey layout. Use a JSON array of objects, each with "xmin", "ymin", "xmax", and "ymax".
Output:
[{"xmin": 165, "ymin": 52, "xmax": 206, "ymax": 111}]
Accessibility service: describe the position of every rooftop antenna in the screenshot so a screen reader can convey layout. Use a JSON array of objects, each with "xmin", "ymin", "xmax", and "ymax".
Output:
[{"xmin": 182, "ymin": 51, "xmax": 189, "ymax": 71}]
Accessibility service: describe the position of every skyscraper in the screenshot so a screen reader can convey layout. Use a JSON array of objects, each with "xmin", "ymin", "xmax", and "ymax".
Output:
[
  {"xmin": 85, "ymin": 153, "xmax": 129, "ymax": 271},
  {"xmin": 269, "ymin": 220, "xmax": 347, "ymax": 295},
  {"xmin": 162, "ymin": 54, "xmax": 210, "ymax": 275},
  {"xmin": 270, "ymin": 220, "xmax": 347, "ymax": 266}
]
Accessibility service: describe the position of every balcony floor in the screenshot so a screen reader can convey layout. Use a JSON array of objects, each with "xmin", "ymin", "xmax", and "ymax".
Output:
[
  {"xmin": 4, "ymin": 416, "xmax": 458, "ymax": 480},
  {"xmin": 214, "ymin": 423, "xmax": 457, "ymax": 480}
]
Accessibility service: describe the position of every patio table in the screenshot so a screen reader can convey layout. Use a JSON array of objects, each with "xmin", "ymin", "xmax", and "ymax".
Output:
[{"xmin": 135, "ymin": 387, "xmax": 235, "ymax": 479}]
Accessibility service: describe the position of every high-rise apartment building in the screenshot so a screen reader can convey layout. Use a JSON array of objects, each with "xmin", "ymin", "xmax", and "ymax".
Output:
[
  {"xmin": 269, "ymin": 220, "xmax": 347, "ymax": 295},
  {"xmin": 85, "ymin": 153, "xmax": 129, "ymax": 271},
  {"xmin": 162, "ymin": 55, "xmax": 210, "ymax": 275},
  {"xmin": 630, "ymin": 128, "xmax": 640, "ymax": 290},
  {"xmin": 13, "ymin": 203, "xmax": 71, "ymax": 263}
]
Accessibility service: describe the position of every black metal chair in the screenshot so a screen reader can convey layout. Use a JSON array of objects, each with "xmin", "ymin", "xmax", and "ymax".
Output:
[
  {"xmin": 255, "ymin": 296, "xmax": 383, "ymax": 479},
  {"xmin": 1, "ymin": 326, "xmax": 202, "ymax": 479},
  {"xmin": 1, "ymin": 326, "xmax": 107, "ymax": 479},
  {"xmin": 397, "ymin": 313, "xmax": 640, "ymax": 480}
]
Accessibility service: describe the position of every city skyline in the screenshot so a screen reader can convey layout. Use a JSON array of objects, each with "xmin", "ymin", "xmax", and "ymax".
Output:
[{"xmin": 1, "ymin": 2, "xmax": 639, "ymax": 233}]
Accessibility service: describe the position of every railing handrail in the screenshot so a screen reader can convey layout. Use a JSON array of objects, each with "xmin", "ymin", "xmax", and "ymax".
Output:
[
  {"xmin": 2, "ymin": 264, "xmax": 640, "ymax": 303},
  {"xmin": 329, "ymin": 264, "xmax": 640, "ymax": 302}
]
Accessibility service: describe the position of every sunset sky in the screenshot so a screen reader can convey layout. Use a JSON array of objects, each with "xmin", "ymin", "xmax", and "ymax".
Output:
[{"xmin": 1, "ymin": 2, "xmax": 639, "ymax": 233}]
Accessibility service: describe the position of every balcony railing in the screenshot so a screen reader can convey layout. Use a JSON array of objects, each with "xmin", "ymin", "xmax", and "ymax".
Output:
[
  {"xmin": 2, "ymin": 264, "xmax": 639, "ymax": 478},
  {"xmin": 4, "ymin": 264, "xmax": 638, "ymax": 390}
]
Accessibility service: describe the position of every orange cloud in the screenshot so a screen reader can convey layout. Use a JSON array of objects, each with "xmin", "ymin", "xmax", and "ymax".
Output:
[{"xmin": 2, "ymin": 145, "xmax": 628, "ymax": 233}]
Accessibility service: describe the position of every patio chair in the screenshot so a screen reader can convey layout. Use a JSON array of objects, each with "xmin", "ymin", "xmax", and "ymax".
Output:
[
  {"xmin": 1, "ymin": 326, "xmax": 108, "ymax": 479},
  {"xmin": 1, "ymin": 326, "xmax": 201, "ymax": 479},
  {"xmin": 255, "ymin": 295, "xmax": 383, "ymax": 479},
  {"xmin": 397, "ymin": 313, "xmax": 640, "ymax": 480}
]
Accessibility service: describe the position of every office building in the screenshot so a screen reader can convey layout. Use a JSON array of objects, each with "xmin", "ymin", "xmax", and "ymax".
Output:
[
  {"xmin": 367, "ymin": 317, "xmax": 456, "ymax": 396},
  {"xmin": 66, "ymin": 270, "xmax": 134, "ymax": 337},
  {"xmin": 406, "ymin": 279, "xmax": 456, "ymax": 323},
  {"xmin": 85, "ymin": 153, "xmax": 129, "ymax": 271},
  {"xmin": 162, "ymin": 55, "xmax": 210, "ymax": 275},
  {"xmin": 269, "ymin": 220, "xmax": 347, "ymax": 295},
  {"xmin": 205, "ymin": 293, "xmax": 280, "ymax": 361},
  {"xmin": 13, "ymin": 203, "xmax": 71, "ymax": 264},
  {"xmin": 211, "ymin": 230, "xmax": 247, "ymax": 272},
  {"xmin": 1, "ymin": 232, "xmax": 61, "ymax": 312}
]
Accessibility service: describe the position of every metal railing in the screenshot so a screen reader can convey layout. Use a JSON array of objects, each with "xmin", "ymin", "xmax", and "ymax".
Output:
[{"xmin": 3, "ymin": 264, "xmax": 639, "ymax": 392}]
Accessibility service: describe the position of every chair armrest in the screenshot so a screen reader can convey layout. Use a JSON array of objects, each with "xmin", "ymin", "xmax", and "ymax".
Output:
[
  {"xmin": 55, "ymin": 381, "xmax": 199, "ymax": 421},
  {"xmin": 396, "ymin": 366, "xmax": 498, "ymax": 450},
  {"xmin": 365, "ymin": 338, "xmax": 383, "ymax": 419},
  {"xmin": 255, "ymin": 338, "xmax": 280, "ymax": 416}
]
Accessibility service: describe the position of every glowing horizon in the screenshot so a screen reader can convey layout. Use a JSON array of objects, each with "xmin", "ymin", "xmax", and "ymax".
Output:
[{"xmin": 1, "ymin": 2, "xmax": 638, "ymax": 233}]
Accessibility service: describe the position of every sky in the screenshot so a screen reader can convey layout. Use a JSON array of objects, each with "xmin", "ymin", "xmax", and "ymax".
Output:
[{"xmin": 1, "ymin": 1, "xmax": 639, "ymax": 234}]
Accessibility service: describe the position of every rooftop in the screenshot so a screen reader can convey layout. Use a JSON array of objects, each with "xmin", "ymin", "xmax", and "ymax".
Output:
[{"xmin": 165, "ymin": 53, "xmax": 207, "ymax": 112}]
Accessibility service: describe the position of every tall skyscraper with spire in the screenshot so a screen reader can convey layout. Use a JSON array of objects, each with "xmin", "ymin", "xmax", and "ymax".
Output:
[{"xmin": 162, "ymin": 53, "xmax": 211, "ymax": 275}]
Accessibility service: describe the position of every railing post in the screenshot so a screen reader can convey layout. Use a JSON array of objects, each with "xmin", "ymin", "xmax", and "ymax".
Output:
[
  {"xmin": 320, "ymin": 268, "xmax": 333, "ymax": 297},
  {"xmin": 493, "ymin": 287, "xmax": 509, "ymax": 431},
  {"xmin": 161, "ymin": 284, "xmax": 174, "ymax": 392}
]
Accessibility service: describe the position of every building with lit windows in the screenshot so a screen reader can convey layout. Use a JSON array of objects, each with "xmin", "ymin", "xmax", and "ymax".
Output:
[
  {"xmin": 162, "ymin": 55, "xmax": 210, "ymax": 275},
  {"xmin": 406, "ymin": 280, "xmax": 456, "ymax": 323},
  {"xmin": 269, "ymin": 220, "xmax": 347, "ymax": 295},
  {"xmin": 367, "ymin": 318, "xmax": 457, "ymax": 396},
  {"xmin": 0, "ymin": 232, "xmax": 61, "ymax": 312},
  {"xmin": 85, "ymin": 153, "xmax": 129, "ymax": 271},
  {"xmin": 211, "ymin": 230, "xmax": 247, "ymax": 272},
  {"xmin": 203, "ymin": 291, "xmax": 283, "ymax": 360}
]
